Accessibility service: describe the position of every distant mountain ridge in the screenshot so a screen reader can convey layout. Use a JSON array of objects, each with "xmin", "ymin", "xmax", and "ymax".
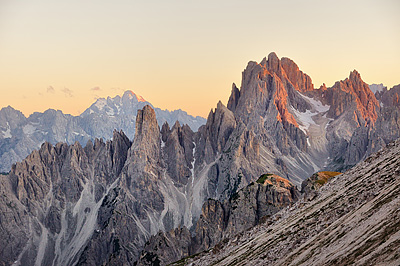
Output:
[{"xmin": 0, "ymin": 90, "xmax": 206, "ymax": 172}]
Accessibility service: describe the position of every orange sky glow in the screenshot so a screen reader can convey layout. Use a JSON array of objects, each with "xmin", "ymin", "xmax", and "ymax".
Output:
[{"xmin": 0, "ymin": 0, "xmax": 399, "ymax": 118}]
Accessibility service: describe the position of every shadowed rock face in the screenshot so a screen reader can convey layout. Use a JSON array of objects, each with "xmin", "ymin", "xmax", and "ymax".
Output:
[
  {"xmin": 324, "ymin": 70, "xmax": 379, "ymax": 125},
  {"xmin": 137, "ymin": 227, "xmax": 192, "ymax": 266},
  {"xmin": 1, "ymin": 129, "xmax": 130, "ymax": 266},
  {"xmin": 161, "ymin": 121, "xmax": 195, "ymax": 186}
]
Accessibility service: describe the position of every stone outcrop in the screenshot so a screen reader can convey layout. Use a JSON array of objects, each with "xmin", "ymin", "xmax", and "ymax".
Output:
[
  {"xmin": 193, "ymin": 174, "xmax": 300, "ymax": 253},
  {"xmin": 301, "ymin": 171, "xmax": 341, "ymax": 200}
]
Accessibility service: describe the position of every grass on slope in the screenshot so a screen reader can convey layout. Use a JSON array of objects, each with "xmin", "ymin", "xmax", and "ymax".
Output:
[{"xmin": 315, "ymin": 171, "xmax": 341, "ymax": 185}]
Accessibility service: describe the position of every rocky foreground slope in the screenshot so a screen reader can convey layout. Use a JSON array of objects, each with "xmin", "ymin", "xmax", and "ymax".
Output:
[{"xmin": 185, "ymin": 138, "xmax": 400, "ymax": 266}]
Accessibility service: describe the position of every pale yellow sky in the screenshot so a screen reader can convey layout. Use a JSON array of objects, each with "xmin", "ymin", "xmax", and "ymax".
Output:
[{"xmin": 0, "ymin": 0, "xmax": 399, "ymax": 117}]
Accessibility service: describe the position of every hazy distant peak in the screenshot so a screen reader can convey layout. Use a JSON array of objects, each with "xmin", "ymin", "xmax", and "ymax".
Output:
[
  {"xmin": 122, "ymin": 90, "xmax": 146, "ymax": 103},
  {"xmin": 369, "ymin": 83, "xmax": 386, "ymax": 94}
]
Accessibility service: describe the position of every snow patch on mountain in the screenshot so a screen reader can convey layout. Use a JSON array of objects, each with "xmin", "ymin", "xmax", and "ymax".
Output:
[
  {"xmin": 94, "ymin": 99, "xmax": 107, "ymax": 110},
  {"xmin": 2, "ymin": 122, "xmax": 12, "ymax": 139},
  {"xmin": 191, "ymin": 142, "xmax": 196, "ymax": 187},
  {"xmin": 291, "ymin": 108, "xmax": 316, "ymax": 133},
  {"xmin": 23, "ymin": 124, "xmax": 36, "ymax": 135},
  {"xmin": 292, "ymin": 93, "xmax": 330, "ymax": 134},
  {"xmin": 299, "ymin": 93, "xmax": 330, "ymax": 113},
  {"xmin": 105, "ymin": 108, "xmax": 115, "ymax": 116},
  {"xmin": 135, "ymin": 95, "xmax": 146, "ymax": 102}
]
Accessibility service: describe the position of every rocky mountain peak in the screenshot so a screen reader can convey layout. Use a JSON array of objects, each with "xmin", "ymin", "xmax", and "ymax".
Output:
[
  {"xmin": 227, "ymin": 53, "xmax": 315, "ymax": 129},
  {"xmin": 203, "ymin": 101, "xmax": 236, "ymax": 158},
  {"xmin": 227, "ymin": 83, "xmax": 240, "ymax": 112},
  {"xmin": 349, "ymin": 69, "xmax": 360, "ymax": 80},
  {"xmin": 110, "ymin": 129, "xmax": 131, "ymax": 176},
  {"xmin": 319, "ymin": 83, "xmax": 327, "ymax": 90},
  {"xmin": 127, "ymin": 105, "xmax": 162, "ymax": 175},
  {"xmin": 281, "ymin": 57, "xmax": 314, "ymax": 92},
  {"xmin": 161, "ymin": 119, "xmax": 195, "ymax": 186},
  {"xmin": 257, "ymin": 52, "xmax": 314, "ymax": 93},
  {"xmin": 376, "ymin": 84, "xmax": 400, "ymax": 108},
  {"xmin": 161, "ymin": 121, "xmax": 171, "ymax": 142},
  {"xmin": 134, "ymin": 105, "xmax": 159, "ymax": 142},
  {"xmin": 0, "ymin": 105, "xmax": 21, "ymax": 115},
  {"xmin": 122, "ymin": 90, "xmax": 146, "ymax": 103},
  {"xmin": 327, "ymin": 70, "xmax": 379, "ymax": 125},
  {"xmin": 172, "ymin": 120, "xmax": 181, "ymax": 131},
  {"xmin": 266, "ymin": 52, "xmax": 281, "ymax": 74}
]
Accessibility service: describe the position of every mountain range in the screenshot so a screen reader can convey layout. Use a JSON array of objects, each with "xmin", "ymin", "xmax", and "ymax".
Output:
[
  {"xmin": 0, "ymin": 91, "xmax": 206, "ymax": 173},
  {"xmin": 0, "ymin": 52, "xmax": 399, "ymax": 266}
]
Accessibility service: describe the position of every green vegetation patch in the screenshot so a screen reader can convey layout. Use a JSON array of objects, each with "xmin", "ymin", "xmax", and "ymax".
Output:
[{"xmin": 256, "ymin": 173, "xmax": 272, "ymax": 184}]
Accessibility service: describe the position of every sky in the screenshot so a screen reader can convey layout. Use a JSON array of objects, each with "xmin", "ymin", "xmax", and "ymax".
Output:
[{"xmin": 0, "ymin": 0, "xmax": 399, "ymax": 118}]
